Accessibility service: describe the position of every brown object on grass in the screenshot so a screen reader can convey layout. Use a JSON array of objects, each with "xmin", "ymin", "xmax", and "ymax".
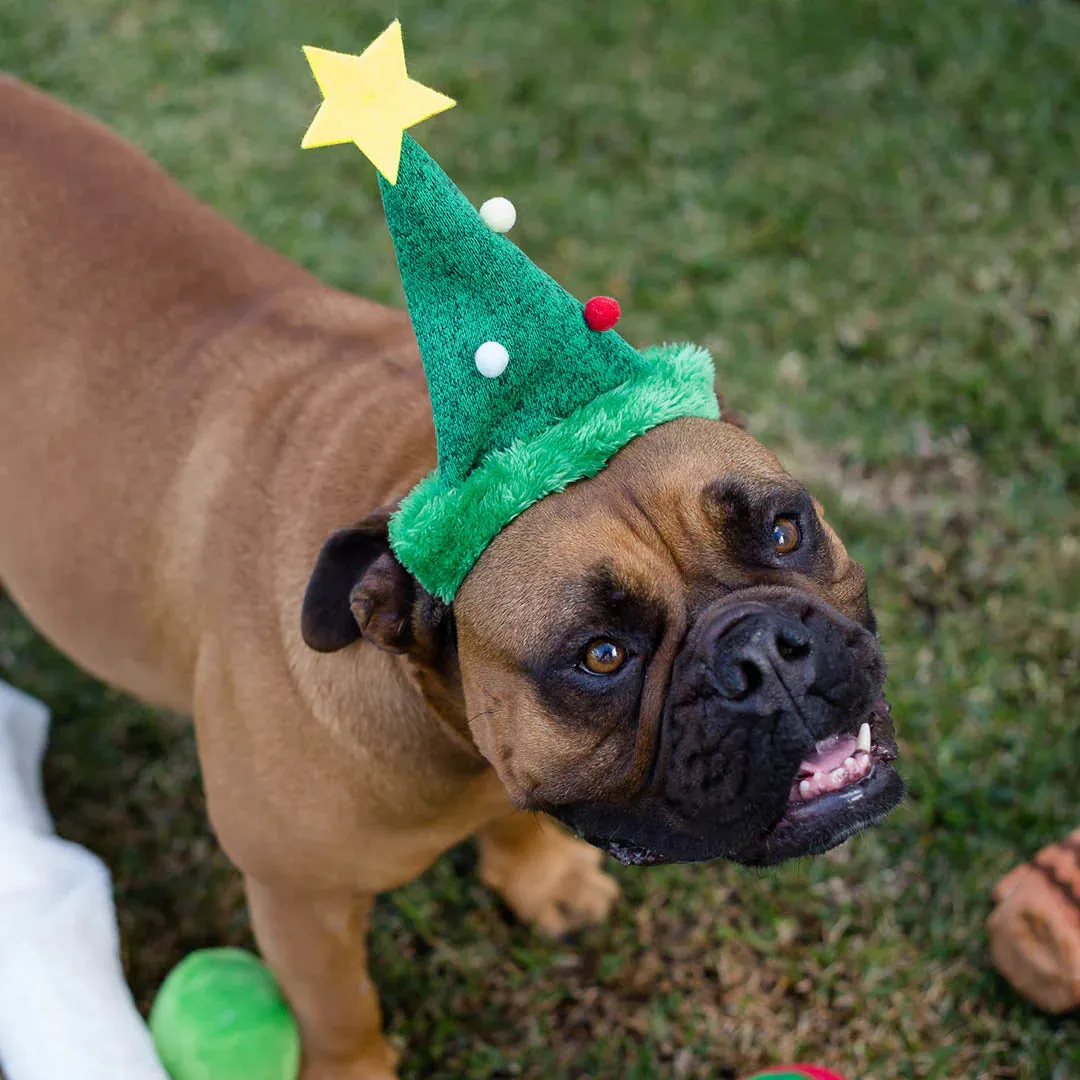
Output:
[{"xmin": 988, "ymin": 828, "xmax": 1080, "ymax": 1014}]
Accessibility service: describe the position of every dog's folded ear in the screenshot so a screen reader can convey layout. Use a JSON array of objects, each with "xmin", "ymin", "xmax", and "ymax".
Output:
[{"xmin": 302, "ymin": 503, "xmax": 423, "ymax": 655}]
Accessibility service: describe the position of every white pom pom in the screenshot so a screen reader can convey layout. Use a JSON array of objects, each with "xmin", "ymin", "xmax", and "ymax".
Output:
[
  {"xmin": 474, "ymin": 341, "xmax": 509, "ymax": 378},
  {"xmin": 479, "ymin": 196, "xmax": 516, "ymax": 234}
]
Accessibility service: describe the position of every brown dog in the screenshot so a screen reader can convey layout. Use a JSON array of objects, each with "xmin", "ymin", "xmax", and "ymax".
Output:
[{"xmin": 0, "ymin": 77, "xmax": 902, "ymax": 1078}]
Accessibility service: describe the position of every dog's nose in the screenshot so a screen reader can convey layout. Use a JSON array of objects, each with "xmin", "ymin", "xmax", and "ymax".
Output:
[{"xmin": 712, "ymin": 611, "xmax": 815, "ymax": 703}]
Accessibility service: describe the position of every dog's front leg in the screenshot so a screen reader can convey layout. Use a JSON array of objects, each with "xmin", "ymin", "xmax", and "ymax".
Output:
[
  {"xmin": 478, "ymin": 810, "xmax": 620, "ymax": 937},
  {"xmin": 245, "ymin": 876, "xmax": 398, "ymax": 1080}
]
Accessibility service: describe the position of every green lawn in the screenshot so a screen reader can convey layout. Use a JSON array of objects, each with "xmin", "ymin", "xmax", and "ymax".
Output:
[{"xmin": 2, "ymin": 0, "xmax": 1079, "ymax": 1076}]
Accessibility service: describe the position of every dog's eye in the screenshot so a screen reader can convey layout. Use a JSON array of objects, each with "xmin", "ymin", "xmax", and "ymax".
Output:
[
  {"xmin": 582, "ymin": 639, "xmax": 627, "ymax": 675},
  {"xmin": 772, "ymin": 516, "xmax": 801, "ymax": 554}
]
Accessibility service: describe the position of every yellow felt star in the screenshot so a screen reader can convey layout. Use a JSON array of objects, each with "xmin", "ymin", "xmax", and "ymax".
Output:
[{"xmin": 301, "ymin": 20, "xmax": 455, "ymax": 184}]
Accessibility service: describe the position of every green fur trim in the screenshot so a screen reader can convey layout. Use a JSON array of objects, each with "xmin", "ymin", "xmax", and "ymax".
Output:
[{"xmin": 389, "ymin": 343, "xmax": 719, "ymax": 602}]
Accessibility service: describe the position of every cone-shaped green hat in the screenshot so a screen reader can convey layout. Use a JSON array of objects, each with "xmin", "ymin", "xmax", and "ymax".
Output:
[
  {"xmin": 302, "ymin": 24, "xmax": 719, "ymax": 601},
  {"xmin": 381, "ymin": 135, "xmax": 659, "ymax": 488}
]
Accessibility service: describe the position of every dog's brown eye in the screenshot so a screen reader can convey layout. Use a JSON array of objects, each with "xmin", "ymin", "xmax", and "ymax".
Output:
[
  {"xmin": 583, "ymin": 639, "xmax": 627, "ymax": 675},
  {"xmin": 772, "ymin": 517, "xmax": 801, "ymax": 554}
]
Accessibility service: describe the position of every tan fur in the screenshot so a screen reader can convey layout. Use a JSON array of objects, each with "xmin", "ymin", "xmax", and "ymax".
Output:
[
  {"xmin": 455, "ymin": 419, "xmax": 868, "ymax": 810},
  {"xmin": 0, "ymin": 79, "xmax": 866, "ymax": 1078},
  {"xmin": 0, "ymin": 78, "xmax": 617, "ymax": 1079}
]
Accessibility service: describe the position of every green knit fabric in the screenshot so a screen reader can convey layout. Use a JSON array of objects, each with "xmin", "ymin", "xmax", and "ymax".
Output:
[
  {"xmin": 389, "ymin": 342, "xmax": 719, "ymax": 602},
  {"xmin": 380, "ymin": 136, "xmax": 653, "ymax": 488},
  {"xmin": 377, "ymin": 135, "xmax": 720, "ymax": 601}
]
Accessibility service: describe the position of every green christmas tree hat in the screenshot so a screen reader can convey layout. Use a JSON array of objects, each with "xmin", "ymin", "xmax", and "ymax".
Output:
[{"xmin": 302, "ymin": 21, "xmax": 719, "ymax": 602}]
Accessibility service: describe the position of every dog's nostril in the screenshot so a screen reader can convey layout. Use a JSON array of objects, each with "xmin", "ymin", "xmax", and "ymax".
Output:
[
  {"xmin": 711, "ymin": 613, "xmax": 814, "ymax": 700},
  {"xmin": 775, "ymin": 630, "xmax": 812, "ymax": 663},
  {"xmin": 714, "ymin": 657, "xmax": 764, "ymax": 701},
  {"xmin": 739, "ymin": 660, "xmax": 763, "ymax": 695}
]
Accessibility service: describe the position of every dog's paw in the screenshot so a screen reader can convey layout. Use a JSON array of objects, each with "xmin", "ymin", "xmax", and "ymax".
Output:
[
  {"xmin": 302, "ymin": 1039, "xmax": 400, "ymax": 1080},
  {"xmin": 302, "ymin": 1054, "xmax": 398, "ymax": 1080},
  {"xmin": 480, "ymin": 825, "xmax": 620, "ymax": 937},
  {"xmin": 528, "ymin": 849, "xmax": 620, "ymax": 937}
]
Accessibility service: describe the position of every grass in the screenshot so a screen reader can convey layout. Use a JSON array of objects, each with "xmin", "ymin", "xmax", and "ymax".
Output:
[{"xmin": 2, "ymin": 0, "xmax": 1080, "ymax": 1075}]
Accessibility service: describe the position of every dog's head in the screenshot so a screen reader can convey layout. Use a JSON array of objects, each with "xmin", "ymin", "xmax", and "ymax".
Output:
[{"xmin": 302, "ymin": 416, "xmax": 901, "ymax": 867}]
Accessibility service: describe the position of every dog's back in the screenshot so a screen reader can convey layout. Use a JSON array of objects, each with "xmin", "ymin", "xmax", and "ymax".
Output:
[{"xmin": 0, "ymin": 77, "xmax": 430, "ymax": 709}]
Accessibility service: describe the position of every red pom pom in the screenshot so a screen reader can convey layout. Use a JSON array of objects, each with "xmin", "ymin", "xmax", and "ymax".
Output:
[{"xmin": 584, "ymin": 295, "xmax": 621, "ymax": 332}]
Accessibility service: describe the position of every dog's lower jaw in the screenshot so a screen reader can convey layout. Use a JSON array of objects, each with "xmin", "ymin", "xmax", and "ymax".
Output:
[
  {"xmin": 560, "ymin": 759, "xmax": 903, "ymax": 868},
  {"xmin": 734, "ymin": 754, "xmax": 903, "ymax": 867},
  {"xmin": 551, "ymin": 700, "xmax": 903, "ymax": 868}
]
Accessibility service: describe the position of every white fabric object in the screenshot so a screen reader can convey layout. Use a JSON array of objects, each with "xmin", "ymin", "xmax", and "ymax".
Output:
[
  {"xmin": 474, "ymin": 340, "xmax": 509, "ymax": 378},
  {"xmin": 479, "ymin": 195, "xmax": 516, "ymax": 233},
  {"xmin": 0, "ymin": 680, "xmax": 168, "ymax": 1080}
]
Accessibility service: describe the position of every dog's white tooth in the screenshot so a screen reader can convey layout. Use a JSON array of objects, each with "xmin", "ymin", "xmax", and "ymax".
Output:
[
  {"xmin": 831, "ymin": 768, "xmax": 846, "ymax": 783},
  {"xmin": 857, "ymin": 722, "xmax": 872, "ymax": 754},
  {"xmin": 799, "ymin": 779, "xmax": 812, "ymax": 799}
]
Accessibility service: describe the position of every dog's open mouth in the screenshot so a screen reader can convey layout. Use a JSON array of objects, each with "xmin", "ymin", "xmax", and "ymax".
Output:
[
  {"xmin": 789, "ymin": 724, "xmax": 876, "ymax": 803},
  {"xmin": 590, "ymin": 700, "xmax": 902, "ymax": 868},
  {"xmin": 731, "ymin": 698, "xmax": 902, "ymax": 867}
]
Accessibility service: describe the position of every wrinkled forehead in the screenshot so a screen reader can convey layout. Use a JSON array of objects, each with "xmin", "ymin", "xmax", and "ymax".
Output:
[{"xmin": 454, "ymin": 418, "xmax": 802, "ymax": 651}]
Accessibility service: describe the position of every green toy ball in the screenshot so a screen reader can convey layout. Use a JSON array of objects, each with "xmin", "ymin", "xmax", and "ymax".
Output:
[{"xmin": 149, "ymin": 948, "xmax": 300, "ymax": 1080}]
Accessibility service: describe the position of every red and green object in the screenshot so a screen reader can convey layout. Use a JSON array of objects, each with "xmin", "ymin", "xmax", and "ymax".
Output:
[{"xmin": 741, "ymin": 1068, "xmax": 848, "ymax": 1080}]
